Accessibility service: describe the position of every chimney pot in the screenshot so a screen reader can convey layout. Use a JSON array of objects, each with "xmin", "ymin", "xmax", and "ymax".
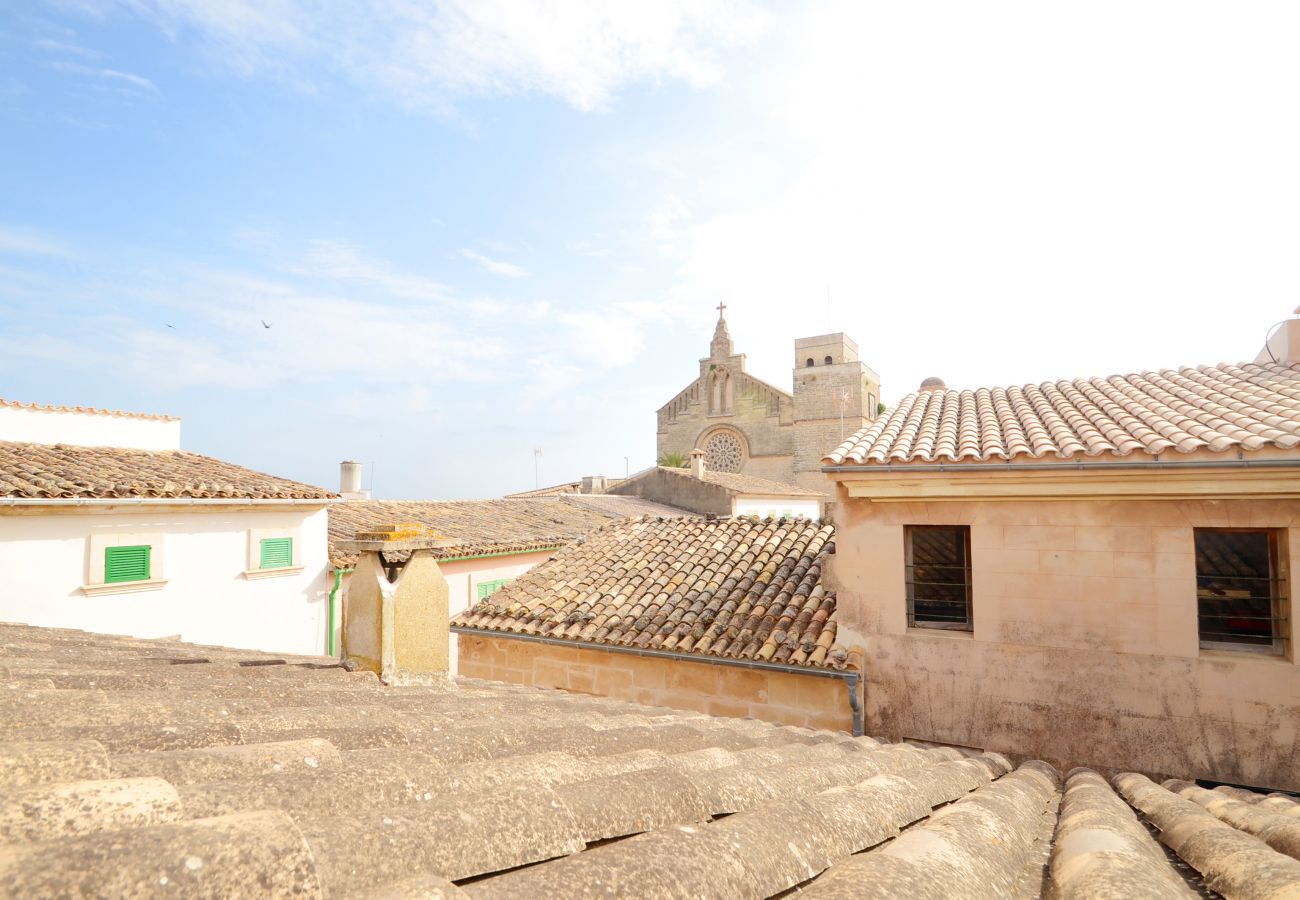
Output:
[
  {"xmin": 340, "ymin": 460, "xmax": 369, "ymax": 499},
  {"xmin": 690, "ymin": 448, "xmax": 706, "ymax": 479}
]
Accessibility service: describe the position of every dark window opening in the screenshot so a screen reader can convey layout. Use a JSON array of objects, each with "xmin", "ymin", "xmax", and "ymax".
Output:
[
  {"xmin": 1196, "ymin": 529, "xmax": 1288, "ymax": 653},
  {"xmin": 824, "ymin": 355, "xmax": 833, "ymax": 365},
  {"xmin": 805, "ymin": 358, "xmax": 815, "ymax": 367},
  {"xmin": 906, "ymin": 525, "xmax": 972, "ymax": 630}
]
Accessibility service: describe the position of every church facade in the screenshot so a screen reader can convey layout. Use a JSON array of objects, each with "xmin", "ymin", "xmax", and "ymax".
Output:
[{"xmin": 657, "ymin": 307, "xmax": 882, "ymax": 495}]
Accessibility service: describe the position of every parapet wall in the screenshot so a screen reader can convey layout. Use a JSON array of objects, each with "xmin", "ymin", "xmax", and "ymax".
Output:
[{"xmin": 457, "ymin": 633, "xmax": 855, "ymax": 732}]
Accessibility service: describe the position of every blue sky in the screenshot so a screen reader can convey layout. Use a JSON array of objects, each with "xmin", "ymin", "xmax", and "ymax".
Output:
[{"xmin": 2, "ymin": 2, "xmax": 1299, "ymax": 498}]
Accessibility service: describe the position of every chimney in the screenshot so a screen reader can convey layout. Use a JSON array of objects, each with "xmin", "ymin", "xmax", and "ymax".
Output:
[
  {"xmin": 1256, "ymin": 307, "xmax": 1300, "ymax": 365},
  {"xmin": 580, "ymin": 475, "xmax": 608, "ymax": 494},
  {"xmin": 340, "ymin": 460, "xmax": 370, "ymax": 500},
  {"xmin": 690, "ymin": 448, "xmax": 706, "ymax": 479}
]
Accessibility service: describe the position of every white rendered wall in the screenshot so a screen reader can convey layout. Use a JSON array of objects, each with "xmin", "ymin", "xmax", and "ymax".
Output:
[
  {"xmin": 733, "ymin": 496, "xmax": 823, "ymax": 521},
  {"xmin": 0, "ymin": 406, "xmax": 181, "ymax": 449},
  {"xmin": 0, "ymin": 505, "xmax": 330, "ymax": 655}
]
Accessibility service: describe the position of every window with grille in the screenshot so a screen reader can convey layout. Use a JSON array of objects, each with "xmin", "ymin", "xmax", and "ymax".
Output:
[
  {"xmin": 105, "ymin": 545, "xmax": 151, "ymax": 583},
  {"xmin": 1196, "ymin": 529, "xmax": 1288, "ymax": 654},
  {"xmin": 477, "ymin": 578, "xmax": 512, "ymax": 600},
  {"xmin": 259, "ymin": 537, "xmax": 293, "ymax": 570},
  {"xmin": 905, "ymin": 525, "xmax": 972, "ymax": 630}
]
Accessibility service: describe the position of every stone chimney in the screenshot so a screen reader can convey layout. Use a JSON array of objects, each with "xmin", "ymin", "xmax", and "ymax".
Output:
[
  {"xmin": 580, "ymin": 475, "xmax": 608, "ymax": 494},
  {"xmin": 338, "ymin": 525, "xmax": 452, "ymax": 685},
  {"xmin": 340, "ymin": 461, "xmax": 370, "ymax": 500},
  {"xmin": 690, "ymin": 447, "xmax": 706, "ymax": 479}
]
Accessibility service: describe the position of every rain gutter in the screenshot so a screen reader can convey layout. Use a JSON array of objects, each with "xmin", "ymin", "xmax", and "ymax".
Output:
[
  {"xmin": 451, "ymin": 626, "xmax": 863, "ymax": 736},
  {"xmin": 327, "ymin": 567, "xmax": 353, "ymax": 658},
  {"xmin": 2, "ymin": 497, "xmax": 339, "ymax": 507}
]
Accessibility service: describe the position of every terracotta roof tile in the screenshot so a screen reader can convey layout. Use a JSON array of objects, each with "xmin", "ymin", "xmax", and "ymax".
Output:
[
  {"xmin": 328, "ymin": 497, "xmax": 694, "ymax": 568},
  {"xmin": 453, "ymin": 516, "xmax": 850, "ymax": 670},
  {"xmin": 0, "ymin": 398, "xmax": 178, "ymax": 422},
  {"xmin": 0, "ymin": 622, "xmax": 1291, "ymax": 895},
  {"xmin": 826, "ymin": 362, "xmax": 1300, "ymax": 465},
  {"xmin": 0, "ymin": 441, "xmax": 334, "ymax": 500}
]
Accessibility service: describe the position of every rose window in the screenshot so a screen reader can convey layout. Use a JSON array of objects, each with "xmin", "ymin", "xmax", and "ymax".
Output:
[{"xmin": 704, "ymin": 431, "xmax": 745, "ymax": 473}]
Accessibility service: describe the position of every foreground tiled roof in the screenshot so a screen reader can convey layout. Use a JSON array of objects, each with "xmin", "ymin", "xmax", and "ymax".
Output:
[
  {"xmin": 4, "ymin": 623, "xmax": 1298, "ymax": 896},
  {"xmin": 826, "ymin": 361, "xmax": 1300, "ymax": 466},
  {"xmin": 328, "ymin": 496, "xmax": 694, "ymax": 568},
  {"xmin": 0, "ymin": 397, "xmax": 178, "ymax": 421},
  {"xmin": 454, "ymin": 516, "xmax": 850, "ymax": 669},
  {"xmin": 0, "ymin": 441, "xmax": 334, "ymax": 500}
]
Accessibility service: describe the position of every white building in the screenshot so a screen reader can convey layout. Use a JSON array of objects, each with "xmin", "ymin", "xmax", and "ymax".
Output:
[{"xmin": 0, "ymin": 399, "xmax": 336, "ymax": 656}]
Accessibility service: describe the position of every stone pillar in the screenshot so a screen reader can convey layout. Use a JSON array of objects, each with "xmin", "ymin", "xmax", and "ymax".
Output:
[
  {"xmin": 338, "ymin": 530, "xmax": 453, "ymax": 685},
  {"xmin": 690, "ymin": 448, "xmax": 706, "ymax": 480}
]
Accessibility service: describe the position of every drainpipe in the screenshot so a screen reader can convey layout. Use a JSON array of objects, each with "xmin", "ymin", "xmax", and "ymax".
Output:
[{"xmin": 327, "ymin": 567, "xmax": 353, "ymax": 657}]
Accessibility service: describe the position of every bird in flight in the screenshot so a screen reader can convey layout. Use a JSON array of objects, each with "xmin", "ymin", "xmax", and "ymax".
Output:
[
  {"xmin": 165, "ymin": 323, "xmax": 174, "ymax": 329},
  {"xmin": 261, "ymin": 320, "xmax": 272, "ymax": 329}
]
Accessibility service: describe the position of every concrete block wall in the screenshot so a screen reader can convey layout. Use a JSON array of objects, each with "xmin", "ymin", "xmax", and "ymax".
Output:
[
  {"xmin": 831, "ymin": 492, "xmax": 1300, "ymax": 790},
  {"xmin": 457, "ymin": 633, "xmax": 855, "ymax": 732}
]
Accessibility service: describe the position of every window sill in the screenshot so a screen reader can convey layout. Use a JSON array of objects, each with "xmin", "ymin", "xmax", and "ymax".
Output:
[
  {"xmin": 244, "ymin": 566, "xmax": 304, "ymax": 581},
  {"xmin": 1198, "ymin": 645, "xmax": 1290, "ymax": 663},
  {"xmin": 81, "ymin": 579, "xmax": 168, "ymax": 597},
  {"xmin": 906, "ymin": 626, "xmax": 974, "ymax": 640}
]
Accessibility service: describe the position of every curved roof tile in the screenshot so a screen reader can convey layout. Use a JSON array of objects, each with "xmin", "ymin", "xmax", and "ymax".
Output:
[
  {"xmin": 825, "ymin": 362, "xmax": 1300, "ymax": 466},
  {"xmin": 453, "ymin": 515, "xmax": 849, "ymax": 670}
]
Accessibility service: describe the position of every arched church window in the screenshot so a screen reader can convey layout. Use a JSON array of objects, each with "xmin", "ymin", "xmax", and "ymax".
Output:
[
  {"xmin": 824, "ymin": 355, "xmax": 833, "ymax": 365},
  {"xmin": 805, "ymin": 358, "xmax": 814, "ymax": 368}
]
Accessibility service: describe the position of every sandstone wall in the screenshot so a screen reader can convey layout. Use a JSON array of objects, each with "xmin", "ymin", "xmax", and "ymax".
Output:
[
  {"xmin": 831, "ymin": 491, "xmax": 1300, "ymax": 790},
  {"xmin": 457, "ymin": 633, "xmax": 855, "ymax": 732}
]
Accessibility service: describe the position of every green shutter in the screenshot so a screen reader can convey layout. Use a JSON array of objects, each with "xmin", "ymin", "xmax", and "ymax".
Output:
[
  {"xmin": 105, "ymin": 545, "xmax": 151, "ymax": 583},
  {"xmin": 477, "ymin": 578, "xmax": 511, "ymax": 600},
  {"xmin": 260, "ymin": 537, "xmax": 293, "ymax": 570}
]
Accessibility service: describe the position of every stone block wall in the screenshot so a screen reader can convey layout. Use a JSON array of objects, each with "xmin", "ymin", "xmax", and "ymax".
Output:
[
  {"xmin": 830, "ymin": 491, "xmax": 1300, "ymax": 790},
  {"xmin": 457, "ymin": 633, "xmax": 855, "ymax": 732}
]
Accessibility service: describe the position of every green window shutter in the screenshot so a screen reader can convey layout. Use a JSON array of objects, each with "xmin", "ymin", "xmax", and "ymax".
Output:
[
  {"xmin": 260, "ymin": 537, "xmax": 293, "ymax": 570},
  {"xmin": 477, "ymin": 578, "xmax": 511, "ymax": 600},
  {"xmin": 105, "ymin": 545, "xmax": 151, "ymax": 583}
]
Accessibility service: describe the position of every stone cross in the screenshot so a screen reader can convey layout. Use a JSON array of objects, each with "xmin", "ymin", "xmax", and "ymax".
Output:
[{"xmin": 716, "ymin": 302, "xmax": 727, "ymax": 316}]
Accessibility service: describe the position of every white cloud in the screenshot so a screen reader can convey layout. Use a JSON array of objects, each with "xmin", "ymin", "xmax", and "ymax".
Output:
[
  {"xmin": 657, "ymin": 0, "xmax": 1300, "ymax": 397},
  {"xmin": 460, "ymin": 248, "xmax": 528, "ymax": 279},
  {"xmin": 0, "ymin": 226, "xmax": 75, "ymax": 258},
  {"xmin": 105, "ymin": 0, "xmax": 769, "ymax": 110},
  {"xmin": 46, "ymin": 60, "xmax": 158, "ymax": 94},
  {"xmin": 296, "ymin": 239, "xmax": 449, "ymax": 299}
]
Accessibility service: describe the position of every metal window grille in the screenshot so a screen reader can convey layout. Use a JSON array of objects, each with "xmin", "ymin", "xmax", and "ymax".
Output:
[
  {"xmin": 1195, "ymin": 528, "xmax": 1289, "ymax": 655},
  {"xmin": 906, "ymin": 525, "xmax": 972, "ymax": 631},
  {"xmin": 259, "ymin": 537, "xmax": 293, "ymax": 570},
  {"xmin": 105, "ymin": 545, "xmax": 151, "ymax": 583}
]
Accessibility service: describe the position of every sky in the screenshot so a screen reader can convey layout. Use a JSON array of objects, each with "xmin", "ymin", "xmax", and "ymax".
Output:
[{"xmin": 2, "ymin": 1, "xmax": 1298, "ymax": 499}]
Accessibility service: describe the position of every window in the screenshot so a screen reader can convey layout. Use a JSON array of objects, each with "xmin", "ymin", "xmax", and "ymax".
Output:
[
  {"xmin": 905, "ymin": 526, "xmax": 972, "ymax": 630},
  {"xmin": 477, "ymin": 578, "xmax": 512, "ymax": 600},
  {"xmin": 259, "ymin": 537, "xmax": 293, "ymax": 570},
  {"xmin": 84, "ymin": 532, "xmax": 166, "ymax": 595},
  {"xmin": 824, "ymin": 355, "xmax": 833, "ymax": 365},
  {"xmin": 245, "ymin": 527, "xmax": 302, "ymax": 579},
  {"xmin": 104, "ymin": 545, "xmax": 151, "ymax": 584},
  {"xmin": 1196, "ymin": 529, "xmax": 1288, "ymax": 654},
  {"xmin": 805, "ymin": 358, "xmax": 815, "ymax": 367}
]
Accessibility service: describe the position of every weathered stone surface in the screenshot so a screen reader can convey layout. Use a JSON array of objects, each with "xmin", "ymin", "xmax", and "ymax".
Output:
[
  {"xmin": 0, "ymin": 739, "xmax": 109, "ymax": 788},
  {"xmin": 300, "ymin": 785, "xmax": 584, "ymax": 893},
  {"xmin": 1049, "ymin": 769, "xmax": 1194, "ymax": 899},
  {"xmin": 111, "ymin": 738, "xmax": 343, "ymax": 785},
  {"xmin": 0, "ymin": 810, "xmax": 322, "ymax": 898},
  {"xmin": 1116, "ymin": 772, "xmax": 1300, "ymax": 899},
  {"xmin": 0, "ymin": 777, "xmax": 183, "ymax": 842}
]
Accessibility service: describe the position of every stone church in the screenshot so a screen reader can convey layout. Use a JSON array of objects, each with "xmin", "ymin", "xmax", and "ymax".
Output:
[{"xmin": 657, "ymin": 307, "xmax": 882, "ymax": 494}]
